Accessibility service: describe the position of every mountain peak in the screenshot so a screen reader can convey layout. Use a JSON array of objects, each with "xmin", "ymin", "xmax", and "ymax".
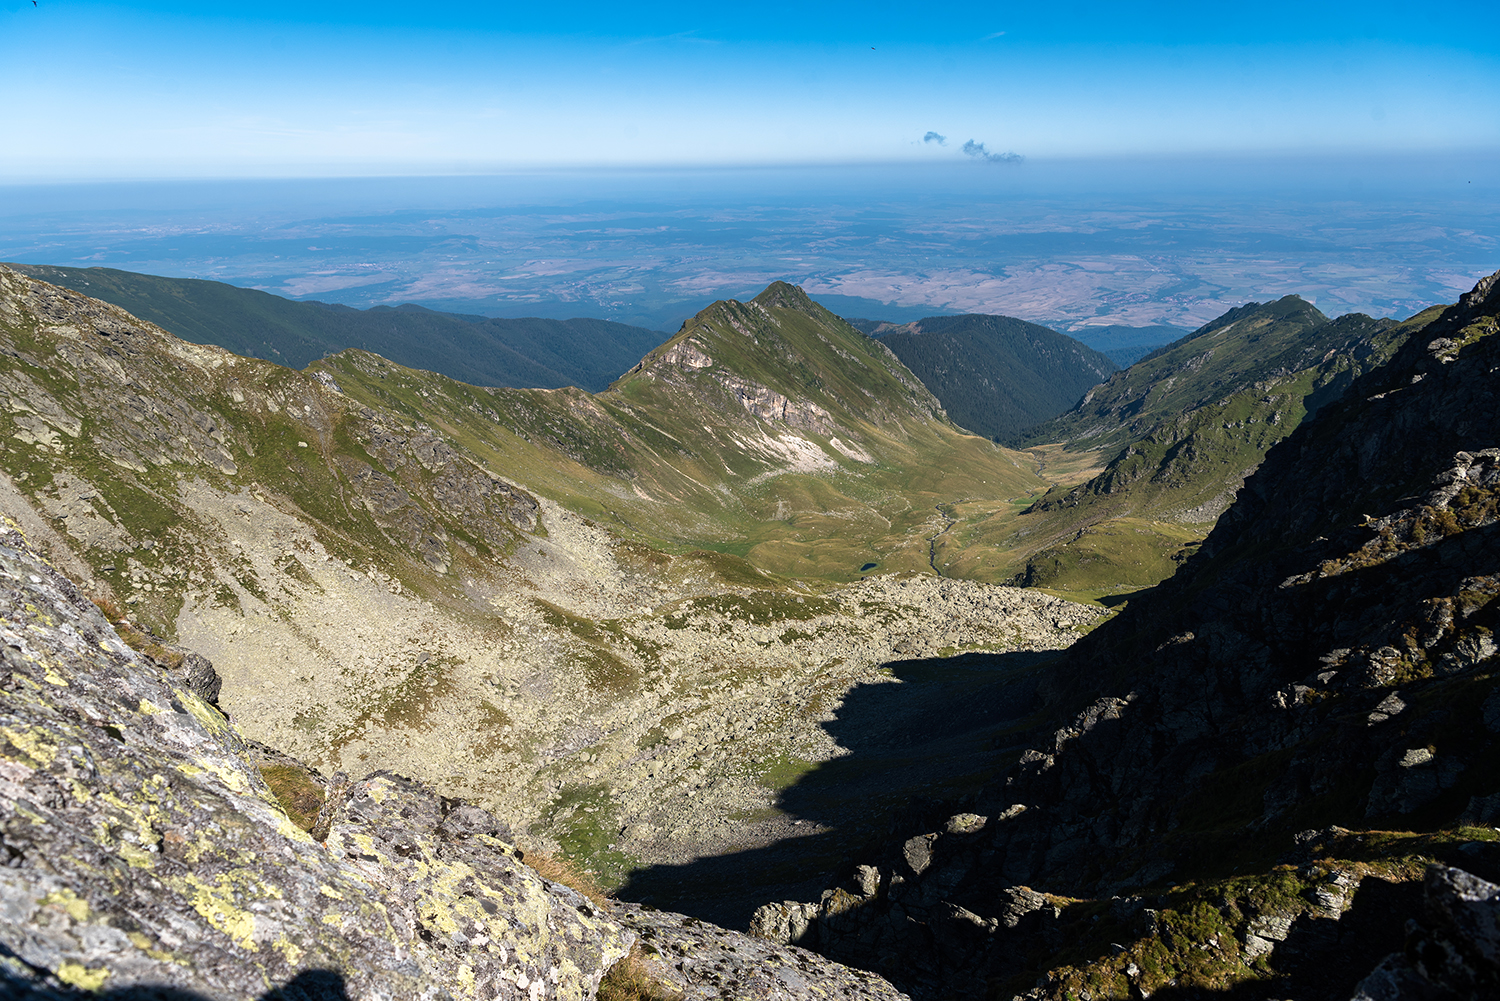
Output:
[{"xmin": 751, "ymin": 281, "xmax": 818, "ymax": 313}]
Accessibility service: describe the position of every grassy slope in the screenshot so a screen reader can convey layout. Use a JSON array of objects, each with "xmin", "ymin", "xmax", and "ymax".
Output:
[
  {"xmin": 871, "ymin": 314, "xmax": 1117, "ymax": 441},
  {"xmin": 319, "ymin": 282, "xmax": 1047, "ymax": 583},
  {"xmin": 1016, "ymin": 295, "xmax": 1332, "ymax": 453},
  {"xmin": 11, "ymin": 266, "xmax": 1421, "ymax": 605},
  {"xmin": 5, "ymin": 263, "xmax": 665, "ymax": 392},
  {"xmin": 964, "ymin": 299, "xmax": 1425, "ymax": 595}
]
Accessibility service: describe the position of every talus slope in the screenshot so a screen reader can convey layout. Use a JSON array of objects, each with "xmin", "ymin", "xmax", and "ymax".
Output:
[{"xmin": 0, "ymin": 265, "xmax": 1089, "ymax": 897}]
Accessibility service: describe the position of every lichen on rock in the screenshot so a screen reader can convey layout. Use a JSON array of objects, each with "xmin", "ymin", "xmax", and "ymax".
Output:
[{"xmin": 0, "ymin": 516, "xmax": 632, "ymax": 998}]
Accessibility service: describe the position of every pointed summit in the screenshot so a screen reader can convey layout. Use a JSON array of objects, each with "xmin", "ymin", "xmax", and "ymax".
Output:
[
  {"xmin": 751, "ymin": 281, "xmax": 819, "ymax": 314},
  {"xmin": 618, "ymin": 282, "xmax": 944, "ymax": 435}
]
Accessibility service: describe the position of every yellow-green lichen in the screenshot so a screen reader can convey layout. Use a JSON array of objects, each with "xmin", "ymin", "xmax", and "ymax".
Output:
[
  {"xmin": 2, "ymin": 726, "xmax": 57, "ymax": 766},
  {"xmin": 182, "ymin": 873, "xmax": 260, "ymax": 951},
  {"xmin": 41, "ymin": 887, "xmax": 90, "ymax": 922},
  {"xmin": 276, "ymin": 814, "xmax": 315, "ymax": 844},
  {"xmin": 117, "ymin": 843, "xmax": 156, "ymax": 870},
  {"xmin": 274, "ymin": 935, "xmax": 304, "ymax": 967},
  {"xmin": 125, "ymin": 930, "xmax": 182, "ymax": 965},
  {"xmin": 62, "ymin": 775, "xmax": 92, "ymax": 804},
  {"xmin": 175, "ymin": 688, "xmax": 228, "ymax": 735},
  {"xmin": 191, "ymin": 755, "xmax": 251, "ymax": 795},
  {"xmin": 55, "ymin": 961, "xmax": 109, "ymax": 991}
]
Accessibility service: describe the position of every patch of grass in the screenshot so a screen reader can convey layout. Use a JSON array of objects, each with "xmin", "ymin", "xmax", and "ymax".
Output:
[
  {"xmin": 259, "ymin": 763, "xmax": 325, "ymax": 832},
  {"xmin": 752, "ymin": 752, "xmax": 817, "ymax": 793},
  {"xmin": 575, "ymin": 646, "xmax": 639, "ymax": 695},
  {"xmin": 93, "ymin": 602, "xmax": 186, "ymax": 670},
  {"xmin": 1006, "ymin": 518, "xmax": 1203, "ymax": 593},
  {"xmin": 522, "ymin": 848, "xmax": 611, "ymax": 906},
  {"xmin": 90, "ymin": 594, "xmax": 125, "ymax": 622},
  {"xmin": 379, "ymin": 658, "xmax": 459, "ymax": 730},
  {"xmin": 599, "ymin": 946, "xmax": 679, "ymax": 1001},
  {"xmin": 471, "ymin": 700, "xmax": 515, "ymax": 761},
  {"xmin": 535, "ymin": 598, "xmax": 605, "ymax": 641},
  {"xmin": 533, "ymin": 783, "xmax": 637, "ymax": 890},
  {"xmin": 532, "ymin": 600, "xmax": 642, "ymax": 693},
  {"xmin": 668, "ymin": 591, "xmax": 837, "ymax": 627}
]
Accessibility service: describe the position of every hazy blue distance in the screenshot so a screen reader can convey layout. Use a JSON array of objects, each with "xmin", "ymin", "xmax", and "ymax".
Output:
[{"xmin": 4, "ymin": 157, "xmax": 1496, "ymax": 334}]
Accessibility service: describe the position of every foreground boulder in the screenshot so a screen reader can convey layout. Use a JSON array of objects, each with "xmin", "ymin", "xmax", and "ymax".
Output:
[
  {"xmin": 1352, "ymin": 865, "xmax": 1500, "ymax": 1000},
  {"xmin": 0, "ymin": 515, "xmax": 633, "ymax": 998}
]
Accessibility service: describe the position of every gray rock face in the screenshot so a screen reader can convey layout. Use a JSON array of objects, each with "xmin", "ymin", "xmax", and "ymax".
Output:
[
  {"xmin": 619, "ymin": 902, "xmax": 908, "ymax": 1001},
  {"xmin": 178, "ymin": 651, "xmax": 223, "ymax": 707},
  {"xmin": 1351, "ymin": 865, "xmax": 1500, "ymax": 1000},
  {"xmin": 0, "ymin": 517, "xmax": 631, "ymax": 998}
]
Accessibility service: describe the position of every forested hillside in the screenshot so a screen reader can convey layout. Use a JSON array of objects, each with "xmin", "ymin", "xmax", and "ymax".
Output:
[{"xmin": 5, "ymin": 263, "xmax": 666, "ymax": 391}]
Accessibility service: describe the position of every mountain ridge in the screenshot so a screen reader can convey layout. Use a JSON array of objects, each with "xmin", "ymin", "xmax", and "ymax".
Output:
[
  {"xmin": 0, "ymin": 262, "xmax": 1497, "ymax": 1000},
  {"xmin": 3, "ymin": 262, "xmax": 667, "ymax": 393},
  {"xmin": 855, "ymin": 313, "xmax": 1117, "ymax": 442},
  {"xmin": 0, "ymin": 264, "xmax": 1083, "ymax": 907},
  {"xmin": 988, "ymin": 296, "xmax": 1415, "ymax": 593},
  {"xmin": 741, "ymin": 267, "xmax": 1500, "ymax": 1000}
]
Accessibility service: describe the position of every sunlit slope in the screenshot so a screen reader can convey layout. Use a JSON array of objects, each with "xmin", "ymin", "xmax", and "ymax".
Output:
[
  {"xmin": 958, "ymin": 298, "xmax": 1427, "ymax": 594},
  {"xmin": 319, "ymin": 282, "xmax": 1045, "ymax": 581},
  {"xmin": 1018, "ymin": 295, "xmax": 1333, "ymax": 452},
  {"xmin": 0, "ymin": 266, "xmax": 1096, "ymax": 874}
]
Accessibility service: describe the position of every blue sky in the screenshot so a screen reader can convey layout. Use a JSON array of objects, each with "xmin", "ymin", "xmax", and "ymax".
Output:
[{"xmin": 2, "ymin": 1, "xmax": 1499, "ymax": 178}]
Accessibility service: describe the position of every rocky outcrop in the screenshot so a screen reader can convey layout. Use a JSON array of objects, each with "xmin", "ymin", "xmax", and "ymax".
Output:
[
  {"xmin": 0, "ymin": 517, "xmax": 917, "ymax": 999},
  {"xmin": 617, "ymin": 902, "xmax": 908, "ymax": 1001},
  {"xmin": 0, "ymin": 516, "xmax": 631, "ymax": 997},
  {"xmin": 713, "ymin": 372, "xmax": 836, "ymax": 436},
  {"xmin": 1352, "ymin": 865, "xmax": 1500, "ymax": 1000},
  {"xmin": 759, "ymin": 270, "xmax": 1500, "ymax": 998}
]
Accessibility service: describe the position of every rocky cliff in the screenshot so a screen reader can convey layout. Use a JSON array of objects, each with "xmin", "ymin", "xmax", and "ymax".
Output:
[{"xmin": 753, "ymin": 271, "xmax": 1500, "ymax": 999}]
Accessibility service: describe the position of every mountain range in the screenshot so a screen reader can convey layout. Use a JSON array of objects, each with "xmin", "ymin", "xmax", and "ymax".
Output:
[
  {"xmin": 851, "ymin": 314, "xmax": 1117, "ymax": 442},
  {"xmin": 756, "ymin": 268, "xmax": 1500, "ymax": 1001},
  {"xmin": 0, "ymin": 263, "xmax": 1496, "ymax": 1001},
  {"xmin": 5, "ymin": 263, "xmax": 668, "ymax": 393},
  {"xmin": 982, "ymin": 295, "xmax": 1417, "ymax": 595},
  {"xmin": 13, "ymin": 263, "xmax": 1133, "ymax": 453}
]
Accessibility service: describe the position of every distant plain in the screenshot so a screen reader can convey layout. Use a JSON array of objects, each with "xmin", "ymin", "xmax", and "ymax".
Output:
[{"xmin": 3, "ymin": 155, "xmax": 1497, "ymax": 336}]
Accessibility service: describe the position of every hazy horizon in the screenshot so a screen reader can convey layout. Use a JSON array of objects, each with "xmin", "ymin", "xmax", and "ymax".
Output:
[
  {"xmin": 4, "ymin": 2, "xmax": 1497, "ymax": 333},
  {"xmin": 4, "ymin": 155, "xmax": 1498, "ymax": 333}
]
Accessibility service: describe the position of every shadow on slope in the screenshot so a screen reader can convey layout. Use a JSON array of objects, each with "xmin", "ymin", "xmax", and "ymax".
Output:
[
  {"xmin": 614, "ymin": 648, "xmax": 1062, "ymax": 929},
  {"xmin": 0, "ymin": 961, "xmax": 349, "ymax": 1000}
]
